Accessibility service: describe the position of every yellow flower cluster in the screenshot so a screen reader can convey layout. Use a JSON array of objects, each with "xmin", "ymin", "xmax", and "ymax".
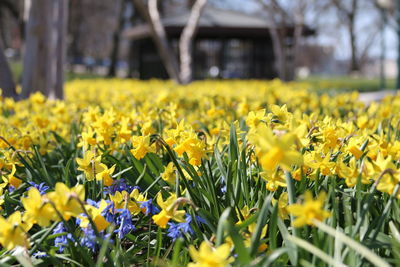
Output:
[
  {"xmin": 1, "ymin": 183, "xmax": 84, "ymax": 249},
  {"xmin": 0, "ymin": 79, "xmax": 399, "ymax": 265}
]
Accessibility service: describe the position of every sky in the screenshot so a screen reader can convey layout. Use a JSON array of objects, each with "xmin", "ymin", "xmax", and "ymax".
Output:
[{"xmin": 213, "ymin": 0, "xmax": 398, "ymax": 61}]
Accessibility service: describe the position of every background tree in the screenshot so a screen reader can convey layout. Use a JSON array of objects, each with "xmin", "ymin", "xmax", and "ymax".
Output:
[
  {"xmin": 108, "ymin": 0, "xmax": 128, "ymax": 77},
  {"xmin": 331, "ymin": 0, "xmax": 360, "ymax": 73},
  {"xmin": 326, "ymin": 0, "xmax": 381, "ymax": 74},
  {"xmin": 68, "ymin": 0, "xmax": 121, "ymax": 72},
  {"xmin": 132, "ymin": 0, "xmax": 207, "ymax": 84},
  {"xmin": 0, "ymin": 42, "xmax": 16, "ymax": 98},
  {"xmin": 22, "ymin": 0, "xmax": 68, "ymax": 99},
  {"xmin": 257, "ymin": 0, "xmax": 312, "ymax": 81},
  {"xmin": 178, "ymin": 0, "xmax": 207, "ymax": 84},
  {"xmin": 0, "ymin": 0, "xmax": 24, "ymax": 44}
]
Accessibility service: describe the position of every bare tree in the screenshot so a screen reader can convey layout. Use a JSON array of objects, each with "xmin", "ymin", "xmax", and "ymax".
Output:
[
  {"xmin": 179, "ymin": 0, "xmax": 207, "ymax": 84},
  {"xmin": 0, "ymin": 42, "xmax": 16, "ymax": 98},
  {"xmin": 322, "ymin": 0, "xmax": 382, "ymax": 74},
  {"xmin": 257, "ymin": 0, "xmax": 310, "ymax": 81},
  {"xmin": 331, "ymin": 0, "xmax": 360, "ymax": 72},
  {"xmin": 22, "ymin": 0, "xmax": 67, "ymax": 99},
  {"xmin": 108, "ymin": 0, "xmax": 127, "ymax": 77},
  {"xmin": 0, "ymin": 0, "xmax": 24, "ymax": 41},
  {"xmin": 132, "ymin": 0, "xmax": 181, "ymax": 82},
  {"xmin": 132, "ymin": 0, "xmax": 207, "ymax": 84}
]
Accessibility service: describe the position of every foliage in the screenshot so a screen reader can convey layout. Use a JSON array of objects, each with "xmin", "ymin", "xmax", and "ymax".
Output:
[{"xmin": 0, "ymin": 79, "xmax": 398, "ymax": 266}]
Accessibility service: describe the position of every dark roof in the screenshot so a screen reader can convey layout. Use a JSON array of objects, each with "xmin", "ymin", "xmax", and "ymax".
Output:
[
  {"xmin": 162, "ymin": 6, "xmax": 270, "ymax": 28},
  {"xmin": 123, "ymin": 6, "xmax": 314, "ymax": 40}
]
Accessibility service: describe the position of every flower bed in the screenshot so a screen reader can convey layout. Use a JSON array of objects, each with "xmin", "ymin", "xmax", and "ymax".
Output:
[{"xmin": 0, "ymin": 79, "xmax": 399, "ymax": 266}]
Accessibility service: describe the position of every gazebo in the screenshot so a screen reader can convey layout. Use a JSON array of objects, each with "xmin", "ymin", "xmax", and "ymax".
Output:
[{"xmin": 123, "ymin": 6, "xmax": 313, "ymax": 80}]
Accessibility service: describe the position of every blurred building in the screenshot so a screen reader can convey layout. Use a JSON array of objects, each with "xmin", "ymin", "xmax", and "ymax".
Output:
[
  {"xmin": 363, "ymin": 58, "xmax": 397, "ymax": 79},
  {"xmin": 123, "ymin": 5, "xmax": 313, "ymax": 79}
]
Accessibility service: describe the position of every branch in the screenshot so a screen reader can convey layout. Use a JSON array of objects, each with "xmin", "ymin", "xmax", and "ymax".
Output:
[
  {"xmin": 131, "ymin": 0, "xmax": 181, "ymax": 83},
  {"xmin": 0, "ymin": 0, "xmax": 20, "ymax": 20},
  {"xmin": 358, "ymin": 27, "xmax": 379, "ymax": 67},
  {"xmin": 257, "ymin": 0, "xmax": 293, "ymax": 25},
  {"xmin": 179, "ymin": 0, "xmax": 207, "ymax": 84}
]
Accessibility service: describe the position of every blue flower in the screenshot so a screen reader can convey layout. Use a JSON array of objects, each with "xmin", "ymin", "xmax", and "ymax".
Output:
[
  {"xmin": 167, "ymin": 222, "xmax": 183, "ymax": 240},
  {"xmin": 139, "ymin": 199, "xmax": 159, "ymax": 216},
  {"xmin": 86, "ymin": 198, "xmax": 99, "ymax": 208},
  {"xmin": 80, "ymin": 226, "xmax": 97, "ymax": 252},
  {"xmin": 115, "ymin": 208, "xmax": 135, "ymax": 239},
  {"xmin": 75, "ymin": 216, "xmax": 83, "ymax": 226},
  {"xmin": 53, "ymin": 222, "xmax": 74, "ymax": 252},
  {"xmin": 101, "ymin": 201, "xmax": 116, "ymax": 223},
  {"xmin": 32, "ymin": 251, "xmax": 48, "ymax": 258},
  {"xmin": 80, "ymin": 225, "xmax": 114, "ymax": 253},
  {"xmin": 104, "ymin": 179, "xmax": 138, "ymax": 194},
  {"xmin": 28, "ymin": 182, "xmax": 49, "ymax": 195},
  {"xmin": 194, "ymin": 215, "xmax": 206, "ymax": 225},
  {"xmin": 221, "ymin": 185, "xmax": 227, "ymax": 193},
  {"xmin": 220, "ymin": 176, "xmax": 227, "ymax": 193},
  {"xmin": 167, "ymin": 215, "xmax": 205, "ymax": 241}
]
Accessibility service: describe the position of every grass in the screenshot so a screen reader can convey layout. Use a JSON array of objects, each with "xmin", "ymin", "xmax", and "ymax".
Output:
[
  {"xmin": 10, "ymin": 60, "xmax": 398, "ymax": 92},
  {"xmin": 300, "ymin": 75, "xmax": 397, "ymax": 92},
  {"xmin": 9, "ymin": 61, "xmax": 103, "ymax": 83}
]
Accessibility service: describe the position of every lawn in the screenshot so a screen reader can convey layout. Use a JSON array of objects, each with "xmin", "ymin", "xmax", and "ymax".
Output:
[
  {"xmin": 300, "ymin": 75, "xmax": 397, "ymax": 92},
  {"xmin": 0, "ymin": 79, "xmax": 399, "ymax": 266}
]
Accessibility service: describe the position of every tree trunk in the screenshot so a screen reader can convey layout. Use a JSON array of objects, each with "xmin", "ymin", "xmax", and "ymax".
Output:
[
  {"xmin": 178, "ymin": 0, "xmax": 207, "ymax": 84},
  {"xmin": 68, "ymin": 0, "xmax": 83, "ymax": 63},
  {"xmin": 269, "ymin": 27, "xmax": 285, "ymax": 80},
  {"xmin": 108, "ymin": 0, "xmax": 126, "ymax": 77},
  {"xmin": 54, "ymin": 0, "xmax": 68, "ymax": 99},
  {"xmin": 132, "ymin": 0, "xmax": 181, "ymax": 83},
  {"xmin": 348, "ymin": 0, "xmax": 359, "ymax": 73},
  {"xmin": 348, "ymin": 18, "xmax": 359, "ymax": 73},
  {"xmin": 0, "ymin": 42, "xmax": 16, "ymax": 98},
  {"xmin": 293, "ymin": 24, "xmax": 303, "ymax": 70},
  {"xmin": 0, "ymin": 9, "xmax": 9, "ymax": 49},
  {"xmin": 22, "ymin": 0, "xmax": 67, "ymax": 99}
]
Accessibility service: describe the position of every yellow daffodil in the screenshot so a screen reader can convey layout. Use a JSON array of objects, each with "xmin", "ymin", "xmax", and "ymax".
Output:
[
  {"xmin": 245, "ymin": 109, "xmax": 266, "ymax": 129},
  {"xmin": 76, "ymin": 150, "xmax": 105, "ymax": 181},
  {"xmin": 0, "ymin": 211, "xmax": 31, "ymax": 250},
  {"xmin": 260, "ymin": 170, "xmax": 287, "ymax": 191},
  {"xmin": 287, "ymin": 191, "xmax": 330, "ymax": 227},
  {"xmin": 79, "ymin": 199, "xmax": 110, "ymax": 231},
  {"xmin": 96, "ymin": 164, "xmax": 116, "ymax": 186},
  {"xmin": 272, "ymin": 192, "xmax": 289, "ymax": 220},
  {"xmin": 22, "ymin": 187, "xmax": 55, "ymax": 227},
  {"xmin": 248, "ymin": 123, "xmax": 303, "ymax": 171},
  {"xmin": 161, "ymin": 162, "xmax": 176, "ymax": 184},
  {"xmin": 130, "ymin": 135, "xmax": 156, "ymax": 160},
  {"xmin": 46, "ymin": 182, "xmax": 85, "ymax": 221},
  {"xmin": 152, "ymin": 193, "xmax": 185, "ymax": 228},
  {"xmin": 188, "ymin": 242, "xmax": 233, "ymax": 267}
]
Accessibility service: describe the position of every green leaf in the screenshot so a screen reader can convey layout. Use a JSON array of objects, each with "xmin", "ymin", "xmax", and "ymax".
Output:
[{"xmin": 249, "ymin": 193, "xmax": 273, "ymax": 256}]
